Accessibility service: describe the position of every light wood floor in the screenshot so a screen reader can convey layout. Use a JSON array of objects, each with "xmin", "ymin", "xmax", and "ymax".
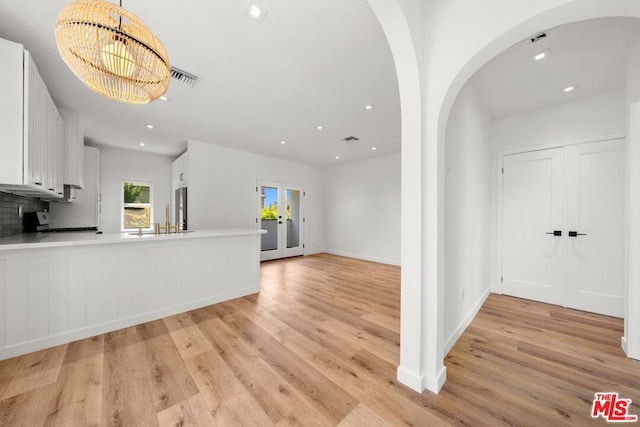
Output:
[{"xmin": 0, "ymin": 253, "xmax": 639, "ymax": 426}]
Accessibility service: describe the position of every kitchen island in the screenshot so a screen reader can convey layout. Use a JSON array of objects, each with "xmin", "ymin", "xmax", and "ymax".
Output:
[{"xmin": 0, "ymin": 229, "xmax": 264, "ymax": 359}]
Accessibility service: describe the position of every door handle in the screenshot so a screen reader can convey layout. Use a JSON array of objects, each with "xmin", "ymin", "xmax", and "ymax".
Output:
[
  {"xmin": 568, "ymin": 231, "xmax": 587, "ymax": 237},
  {"xmin": 546, "ymin": 230, "xmax": 562, "ymax": 236}
]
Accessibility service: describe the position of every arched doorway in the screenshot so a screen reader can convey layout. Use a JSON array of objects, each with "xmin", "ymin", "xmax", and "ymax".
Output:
[{"xmin": 366, "ymin": 0, "xmax": 640, "ymax": 393}]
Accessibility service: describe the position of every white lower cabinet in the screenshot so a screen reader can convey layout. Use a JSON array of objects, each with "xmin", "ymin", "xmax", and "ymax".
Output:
[{"xmin": 0, "ymin": 231, "xmax": 262, "ymax": 359}]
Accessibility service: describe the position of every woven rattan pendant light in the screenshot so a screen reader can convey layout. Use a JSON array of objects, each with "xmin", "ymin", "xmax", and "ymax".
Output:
[{"xmin": 55, "ymin": 0, "xmax": 170, "ymax": 104}]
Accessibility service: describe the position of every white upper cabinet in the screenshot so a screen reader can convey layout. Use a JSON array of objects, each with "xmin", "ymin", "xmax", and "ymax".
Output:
[
  {"xmin": 172, "ymin": 152, "xmax": 188, "ymax": 189},
  {"xmin": 0, "ymin": 38, "xmax": 27, "ymax": 190},
  {"xmin": 0, "ymin": 37, "xmax": 68, "ymax": 199}
]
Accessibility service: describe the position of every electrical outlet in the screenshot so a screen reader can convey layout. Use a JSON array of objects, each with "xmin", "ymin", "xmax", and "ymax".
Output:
[{"xmin": 18, "ymin": 206, "xmax": 23, "ymax": 218}]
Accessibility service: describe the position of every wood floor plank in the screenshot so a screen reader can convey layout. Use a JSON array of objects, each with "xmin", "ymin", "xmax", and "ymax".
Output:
[
  {"xmin": 228, "ymin": 315, "xmax": 359, "ymax": 424},
  {"xmin": 42, "ymin": 354, "xmax": 103, "ymax": 426},
  {"xmin": 320, "ymin": 318, "xmax": 398, "ymax": 366},
  {"xmin": 168, "ymin": 324, "xmax": 214, "ymax": 360},
  {"xmin": 1, "ymin": 254, "xmax": 639, "ymax": 426},
  {"xmin": 101, "ymin": 341, "xmax": 158, "ymax": 426},
  {"xmin": 197, "ymin": 316, "xmax": 312, "ymax": 424},
  {"xmin": 1, "ymin": 345, "xmax": 67, "ymax": 400},
  {"xmin": 359, "ymin": 312, "xmax": 400, "ymax": 333},
  {"xmin": 0, "ymin": 382, "xmax": 58, "ymax": 426},
  {"xmin": 139, "ymin": 332, "xmax": 200, "ymax": 413},
  {"xmin": 336, "ymin": 403, "xmax": 393, "ymax": 427},
  {"xmin": 156, "ymin": 393, "xmax": 216, "ymax": 427},
  {"xmin": 185, "ymin": 349, "xmax": 275, "ymax": 427}
]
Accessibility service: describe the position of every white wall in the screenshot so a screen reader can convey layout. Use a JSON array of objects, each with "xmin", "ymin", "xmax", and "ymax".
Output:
[
  {"xmin": 93, "ymin": 145, "xmax": 173, "ymax": 233},
  {"xmin": 187, "ymin": 141, "xmax": 324, "ymax": 255},
  {"xmin": 444, "ymin": 82, "xmax": 491, "ymax": 351},
  {"xmin": 489, "ymin": 89, "xmax": 626, "ymax": 292},
  {"xmin": 492, "ymin": 89, "xmax": 626, "ymax": 153},
  {"xmin": 323, "ymin": 152, "xmax": 401, "ymax": 265}
]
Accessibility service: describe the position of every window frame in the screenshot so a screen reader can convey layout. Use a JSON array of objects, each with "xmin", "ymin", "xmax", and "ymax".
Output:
[{"xmin": 121, "ymin": 179, "xmax": 154, "ymax": 231}]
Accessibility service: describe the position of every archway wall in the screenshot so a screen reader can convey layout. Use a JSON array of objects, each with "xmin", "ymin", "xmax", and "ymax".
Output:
[
  {"xmin": 367, "ymin": 0, "xmax": 640, "ymax": 393},
  {"xmin": 428, "ymin": 0, "xmax": 640, "ymax": 378}
]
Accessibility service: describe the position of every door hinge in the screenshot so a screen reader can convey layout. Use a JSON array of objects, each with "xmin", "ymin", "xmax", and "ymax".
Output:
[
  {"xmin": 303, "ymin": 191, "xmax": 306, "ymax": 197},
  {"xmin": 256, "ymin": 186, "xmax": 258, "ymax": 192},
  {"xmin": 501, "ymin": 276, "xmax": 503, "ymax": 283},
  {"xmin": 303, "ymin": 217, "xmax": 306, "ymax": 223},
  {"xmin": 303, "ymin": 243, "xmax": 305, "ymax": 248},
  {"xmin": 501, "ymin": 168, "xmax": 504, "ymax": 174},
  {"xmin": 256, "ymin": 218, "xmax": 258, "ymax": 224}
]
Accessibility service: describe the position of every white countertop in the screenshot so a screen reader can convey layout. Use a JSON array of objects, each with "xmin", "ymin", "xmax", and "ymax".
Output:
[{"xmin": 0, "ymin": 228, "xmax": 266, "ymax": 251}]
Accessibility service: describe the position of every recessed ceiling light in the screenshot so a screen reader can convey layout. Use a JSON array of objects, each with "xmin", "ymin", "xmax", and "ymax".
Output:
[
  {"xmin": 365, "ymin": 105, "xmax": 373, "ymax": 110},
  {"xmin": 139, "ymin": 142, "xmax": 145, "ymax": 147},
  {"xmin": 530, "ymin": 49, "xmax": 551, "ymax": 61},
  {"xmin": 145, "ymin": 123, "xmax": 155, "ymax": 129},
  {"xmin": 280, "ymin": 140, "xmax": 286, "ymax": 144},
  {"xmin": 563, "ymin": 84, "xmax": 579, "ymax": 93},
  {"xmin": 244, "ymin": 2, "xmax": 268, "ymax": 23},
  {"xmin": 316, "ymin": 125, "xmax": 324, "ymax": 131},
  {"xmin": 335, "ymin": 156, "xmax": 340, "ymax": 160},
  {"xmin": 159, "ymin": 95, "xmax": 168, "ymax": 101},
  {"xmin": 372, "ymin": 147, "xmax": 377, "ymax": 151}
]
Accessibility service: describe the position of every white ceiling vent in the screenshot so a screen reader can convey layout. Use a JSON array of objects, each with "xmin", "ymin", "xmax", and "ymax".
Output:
[
  {"xmin": 530, "ymin": 32, "xmax": 547, "ymax": 43},
  {"xmin": 343, "ymin": 136, "xmax": 360, "ymax": 142},
  {"xmin": 170, "ymin": 67, "xmax": 201, "ymax": 87}
]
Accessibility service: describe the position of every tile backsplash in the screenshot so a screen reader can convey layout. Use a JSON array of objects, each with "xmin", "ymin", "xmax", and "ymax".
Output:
[{"xmin": 0, "ymin": 192, "xmax": 49, "ymax": 238}]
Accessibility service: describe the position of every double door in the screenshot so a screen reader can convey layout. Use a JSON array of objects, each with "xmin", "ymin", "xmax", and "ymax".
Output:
[
  {"xmin": 501, "ymin": 139, "xmax": 625, "ymax": 317},
  {"xmin": 258, "ymin": 180, "xmax": 304, "ymax": 261}
]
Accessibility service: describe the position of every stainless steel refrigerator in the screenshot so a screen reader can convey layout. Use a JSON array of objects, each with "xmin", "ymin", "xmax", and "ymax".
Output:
[{"xmin": 175, "ymin": 187, "xmax": 188, "ymax": 231}]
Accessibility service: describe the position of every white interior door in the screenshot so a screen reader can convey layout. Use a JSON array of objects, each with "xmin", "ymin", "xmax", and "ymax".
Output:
[
  {"xmin": 501, "ymin": 140, "xmax": 625, "ymax": 317},
  {"xmin": 502, "ymin": 148, "xmax": 565, "ymax": 305},
  {"xmin": 565, "ymin": 140, "xmax": 625, "ymax": 317},
  {"xmin": 258, "ymin": 180, "xmax": 304, "ymax": 261}
]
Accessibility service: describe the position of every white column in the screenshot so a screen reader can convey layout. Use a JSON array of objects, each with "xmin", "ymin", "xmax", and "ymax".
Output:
[{"xmin": 625, "ymin": 103, "xmax": 640, "ymax": 359}]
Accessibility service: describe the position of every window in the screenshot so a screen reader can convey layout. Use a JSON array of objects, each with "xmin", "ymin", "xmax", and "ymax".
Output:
[{"xmin": 122, "ymin": 180, "xmax": 153, "ymax": 230}]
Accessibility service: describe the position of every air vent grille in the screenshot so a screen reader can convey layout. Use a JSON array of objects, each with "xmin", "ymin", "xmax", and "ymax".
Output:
[
  {"xmin": 530, "ymin": 32, "xmax": 547, "ymax": 43},
  {"xmin": 170, "ymin": 66, "xmax": 201, "ymax": 87},
  {"xmin": 343, "ymin": 136, "xmax": 360, "ymax": 142}
]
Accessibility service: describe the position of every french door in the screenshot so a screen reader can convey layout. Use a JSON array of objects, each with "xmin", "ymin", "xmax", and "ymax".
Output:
[
  {"xmin": 257, "ymin": 180, "xmax": 304, "ymax": 261},
  {"xmin": 501, "ymin": 139, "xmax": 625, "ymax": 317}
]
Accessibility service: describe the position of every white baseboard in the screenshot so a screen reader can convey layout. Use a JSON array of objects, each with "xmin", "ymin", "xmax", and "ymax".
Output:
[
  {"xmin": 444, "ymin": 287, "xmax": 491, "ymax": 354},
  {"xmin": 324, "ymin": 249, "xmax": 400, "ymax": 266},
  {"xmin": 0, "ymin": 286, "xmax": 258, "ymax": 361},
  {"xmin": 304, "ymin": 248, "xmax": 324, "ymax": 256},
  {"xmin": 397, "ymin": 365, "xmax": 447, "ymax": 394}
]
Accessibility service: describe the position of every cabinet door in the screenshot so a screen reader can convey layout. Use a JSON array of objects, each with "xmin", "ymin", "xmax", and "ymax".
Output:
[
  {"xmin": 25, "ymin": 52, "xmax": 45, "ymax": 188},
  {"xmin": 172, "ymin": 153, "xmax": 188, "ymax": 189},
  {"xmin": 54, "ymin": 110, "xmax": 64, "ymax": 196},
  {"xmin": 0, "ymin": 39, "xmax": 23, "ymax": 184},
  {"xmin": 46, "ymin": 93, "xmax": 56, "ymax": 194}
]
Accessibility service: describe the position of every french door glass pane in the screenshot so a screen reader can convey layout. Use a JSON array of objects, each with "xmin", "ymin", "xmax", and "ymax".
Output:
[
  {"xmin": 260, "ymin": 186, "xmax": 278, "ymax": 251},
  {"xmin": 286, "ymin": 189, "xmax": 300, "ymax": 248}
]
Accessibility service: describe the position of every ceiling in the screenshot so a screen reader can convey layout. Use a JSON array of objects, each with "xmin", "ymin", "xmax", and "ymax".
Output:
[
  {"xmin": 1, "ymin": 5, "xmax": 639, "ymax": 167},
  {"xmin": 472, "ymin": 17, "xmax": 640, "ymax": 118},
  {"xmin": 0, "ymin": 0, "xmax": 400, "ymax": 166}
]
